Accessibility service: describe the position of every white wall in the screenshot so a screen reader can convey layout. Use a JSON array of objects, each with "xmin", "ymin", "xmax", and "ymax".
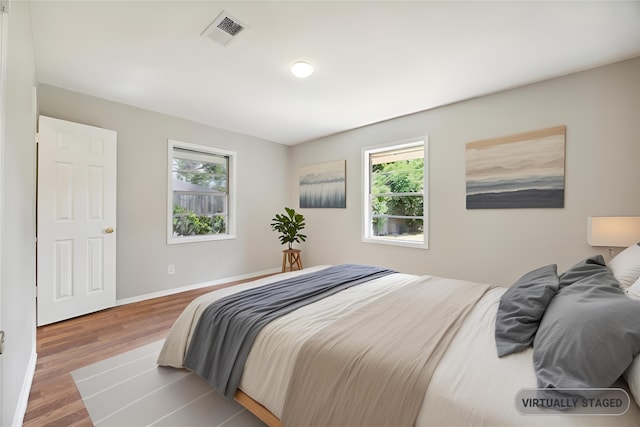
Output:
[
  {"xmin": 37, "ymin": 86, "xmax": 290, "ymax": 300},
  {"xmin": 290, "ymin": 58, "xmax": 640, "ymax": 286},
  {"xmin": 1, "ymin": 2, "xmax": 37, "ymax": 426}
]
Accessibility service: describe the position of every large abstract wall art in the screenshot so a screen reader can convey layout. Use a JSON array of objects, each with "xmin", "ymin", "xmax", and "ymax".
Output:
[{"xmin": 466, "ymin": 126, "xmax": 566, "ymax": 209}]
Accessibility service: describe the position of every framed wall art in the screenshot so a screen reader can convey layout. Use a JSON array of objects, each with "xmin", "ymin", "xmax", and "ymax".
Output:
[
  {"xmin": 466, "ymin": 126, "xmax": 566, "ymax": 209},
  {"xmin": 299, "ymin": 160, "xmax": 346, "ymax": 208}
]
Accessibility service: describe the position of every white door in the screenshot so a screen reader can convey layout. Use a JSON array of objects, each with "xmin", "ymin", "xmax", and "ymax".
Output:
[{"xmin": 37, "ymin": 116, "xmax": 117, "ymax": 326}]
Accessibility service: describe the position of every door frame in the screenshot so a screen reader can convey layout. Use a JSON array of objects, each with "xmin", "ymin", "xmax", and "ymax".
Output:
[{"xmin": 0, "ymin": 3, "xmax": 9, "ymax": 418}]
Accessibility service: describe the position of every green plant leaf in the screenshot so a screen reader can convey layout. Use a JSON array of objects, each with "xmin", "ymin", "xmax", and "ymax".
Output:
[{"xmin": 271, "ymin": 207, "xmax": 306, "ymax": 249}]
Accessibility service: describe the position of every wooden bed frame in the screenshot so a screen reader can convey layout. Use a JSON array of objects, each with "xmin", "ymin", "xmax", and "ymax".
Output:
[{"xmin": 235, "ymin": 389, "xmax": 284, "ymax": 427}]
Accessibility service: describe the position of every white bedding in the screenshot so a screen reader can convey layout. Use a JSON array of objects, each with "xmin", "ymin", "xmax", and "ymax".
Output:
[{"xmin": 158, "ymin": 266, "xmax": 640, "ymax": 426}]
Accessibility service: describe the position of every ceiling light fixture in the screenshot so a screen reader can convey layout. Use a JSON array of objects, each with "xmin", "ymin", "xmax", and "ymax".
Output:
[{"xmin": 291, "ymin": 61, "xmax": 313, "ymax": 78}]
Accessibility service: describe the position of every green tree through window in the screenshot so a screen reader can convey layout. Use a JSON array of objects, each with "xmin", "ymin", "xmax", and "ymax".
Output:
[{"xmin": 372, "ymin": 157, "xmax": 424, "ymax": 234}]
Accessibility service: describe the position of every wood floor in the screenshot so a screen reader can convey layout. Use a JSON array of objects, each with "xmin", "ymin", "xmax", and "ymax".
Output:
[{"xmin": 23, "ymin": 275, "xmax": 272, "ymax": 427}]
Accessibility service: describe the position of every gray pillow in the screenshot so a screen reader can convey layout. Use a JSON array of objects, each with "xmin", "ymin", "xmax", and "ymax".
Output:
[
  {"xmin": 558, "ymin": 255, "xmax": 611, "ymax": 289},
  {"xmin": 495, "ymin": 264, "xmax": 559, "ymax": 357},
  {"xmin": 533, "ymin": 256, "xmax": 640, "ymax": 398}
]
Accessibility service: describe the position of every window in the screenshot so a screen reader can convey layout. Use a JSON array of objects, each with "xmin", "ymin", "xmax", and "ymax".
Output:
[
  {"xmin": 362, "ymin": 138, "xmax": 428, "ymax": 248},
  {"xmin": 167, "ymin": 139, "xmax": 236, "ymax": 244}
]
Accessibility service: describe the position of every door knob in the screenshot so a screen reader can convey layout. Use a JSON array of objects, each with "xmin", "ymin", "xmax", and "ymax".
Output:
[{"xmin": 105, "ymin": 227, "xmax": 114, "ymax": 234}]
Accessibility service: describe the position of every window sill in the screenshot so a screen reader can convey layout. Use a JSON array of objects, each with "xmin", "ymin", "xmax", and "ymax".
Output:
[
  {"xmin": 167, "ymin": 233, "xmax": 236, "ymax": 245},
  {"xmin": 362, "ymin": 236, "xmax": 428, "ymax": 250}
]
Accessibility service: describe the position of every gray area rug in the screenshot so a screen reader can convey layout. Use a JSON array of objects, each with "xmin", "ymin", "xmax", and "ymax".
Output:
[{"xmin": 72, "ymin": 340, "xmax": 266, "ymax": 427}]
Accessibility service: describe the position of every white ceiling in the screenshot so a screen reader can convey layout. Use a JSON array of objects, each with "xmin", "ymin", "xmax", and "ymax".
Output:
[{"xmin": 28, "ymin": 1, "xmax": 640, "ymax": 145}]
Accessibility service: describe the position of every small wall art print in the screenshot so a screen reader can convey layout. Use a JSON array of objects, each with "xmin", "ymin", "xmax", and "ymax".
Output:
[
  {"xmin": 466, "ymin": 126, "xmax": 565, "ymax": 209},
  {"xmin": 299, "ymin": 160, "xmax": 346, "ymax": 208}
]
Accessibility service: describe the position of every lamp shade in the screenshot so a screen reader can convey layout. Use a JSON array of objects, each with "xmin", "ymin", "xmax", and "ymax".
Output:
[{"xmin": 587, "ymin": 216, "xmax": 640, "ymax": 247}]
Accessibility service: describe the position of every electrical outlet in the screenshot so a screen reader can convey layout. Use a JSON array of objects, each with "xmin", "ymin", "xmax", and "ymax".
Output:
[{"xmin": 168, "ymin": 264, "xmax": 175, "ymax": 275}]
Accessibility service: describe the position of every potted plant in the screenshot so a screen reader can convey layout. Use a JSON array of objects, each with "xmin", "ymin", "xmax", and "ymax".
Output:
[{"xmin": 270, "ymin": 207, "xmax": 307, "ymax": 250}]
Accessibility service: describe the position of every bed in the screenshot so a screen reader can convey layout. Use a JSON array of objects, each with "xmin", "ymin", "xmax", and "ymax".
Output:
[{"xmin": 157, "ymin": 249, "xmax": 640, "ymax": 427}]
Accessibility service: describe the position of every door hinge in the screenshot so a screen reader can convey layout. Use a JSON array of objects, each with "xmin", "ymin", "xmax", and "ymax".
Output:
[{"xmin": 0, "ymin": 331, "xmax": 5, "ymax": 354}]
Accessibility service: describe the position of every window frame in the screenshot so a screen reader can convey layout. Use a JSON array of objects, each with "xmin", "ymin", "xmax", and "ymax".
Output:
[
  {"xmin": 362, "ymin": 137, "xmax": 428, "ymax": 249},
  {"xmin": 167, "ymin": 139, "xmax": 237, "ymax": 245}
]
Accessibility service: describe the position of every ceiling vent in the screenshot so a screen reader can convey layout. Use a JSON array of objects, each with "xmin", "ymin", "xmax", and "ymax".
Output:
[{"xmin": 201, "ymin": 11, "xmax": 248, "ymax": 46}]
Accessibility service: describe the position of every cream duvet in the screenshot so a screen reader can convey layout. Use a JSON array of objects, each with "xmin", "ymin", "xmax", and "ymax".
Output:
[{"xmin": 158, "ymin": 266, "xmax": 640, "ymax": 426}]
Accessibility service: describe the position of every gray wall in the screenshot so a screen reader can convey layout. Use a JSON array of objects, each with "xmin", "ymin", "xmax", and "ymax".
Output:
[
  {"xmin": 38, "ymin": 85, "xmax": 290, "ymax": 300},
  {"xmin": 1, "ymin": 2, "xmax": 37, "ymax": 426},
  {"xmin": 290, "ymin": 58, "xmax": 640, "ymax": 286}
]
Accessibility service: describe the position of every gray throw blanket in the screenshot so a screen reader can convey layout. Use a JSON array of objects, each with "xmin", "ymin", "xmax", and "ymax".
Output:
[{"xmin": 183, "ymin": 264, "xmax": 395, "ymax": 398}]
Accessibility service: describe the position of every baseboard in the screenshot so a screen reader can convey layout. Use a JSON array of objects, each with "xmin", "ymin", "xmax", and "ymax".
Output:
[
  {"xmin": 116, "ymin": 267, "xmax": 281, "ymax": 307},
  {"xmin": 12, "ymin": 350, "xmax": 37, "ymax": 427}
]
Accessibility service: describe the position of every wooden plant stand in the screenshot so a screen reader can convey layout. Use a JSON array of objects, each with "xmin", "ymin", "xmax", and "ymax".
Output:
[{"xmin": 281, "ymin": 249, "xmax": 303, "ymax": 272}]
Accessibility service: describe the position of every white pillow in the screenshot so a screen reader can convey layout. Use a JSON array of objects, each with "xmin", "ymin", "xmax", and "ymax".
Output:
[
  {"xmin": 623, "ymin": 264, "xmax": 640, "ymax": 406},
  {"xmin": 626, "ymin": 275, "xmax": 640, "ymax": 300},
  {"xmin": 616, "ymin": 245, "xmax": 640, "ymax": 407},
  {"xmin": 624, "ymin": 354, "xmax": 640, "ymax": 408},
  {"xmin": 624, "ymin": 272, "xmax": 640, "ymax": 407},
  {"xmin": 608, "ymin": 243, "xmax": 640, "ymax": 289}
]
